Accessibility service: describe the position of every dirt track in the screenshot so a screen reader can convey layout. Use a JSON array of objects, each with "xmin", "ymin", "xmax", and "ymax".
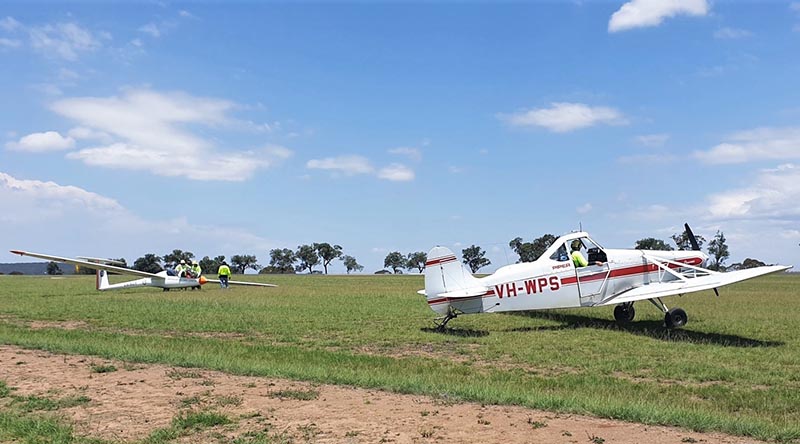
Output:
[{"xmin": 0, "ymin": 345, "xmax": 764, "ymax": 443}]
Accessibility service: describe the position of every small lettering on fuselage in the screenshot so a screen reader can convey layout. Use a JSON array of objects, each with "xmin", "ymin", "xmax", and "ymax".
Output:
[
  {"xmin": 494, "ymin": 276, "xmax": 560, "ymax": 298},
  {"xmin": 552, "ymin": 263, "xmax": 571, "ymax": 270}
]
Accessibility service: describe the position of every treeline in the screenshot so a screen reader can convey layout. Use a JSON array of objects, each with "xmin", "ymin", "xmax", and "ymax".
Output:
[{"xmin": 119, "ymin": 243, "xmax": 365, "ymax": 275}]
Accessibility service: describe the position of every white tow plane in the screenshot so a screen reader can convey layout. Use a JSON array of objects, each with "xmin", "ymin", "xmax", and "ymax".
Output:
[
  {"xmin": 9, "ymin": 250, "xmax": 276, "ymax": 291},
  {"xmin": 420, "ymin": 225, "xmax": 792, "ymax": 330}
]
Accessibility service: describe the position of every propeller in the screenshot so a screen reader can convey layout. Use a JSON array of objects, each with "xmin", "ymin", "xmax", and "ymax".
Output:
[{"xmin": 684, "ymin": 223, "xmax": 701, "ymax": 251}]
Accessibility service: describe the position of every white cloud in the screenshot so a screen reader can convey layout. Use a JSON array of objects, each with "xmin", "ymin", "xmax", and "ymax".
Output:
[
  {"xmin": 576, "ymin": 203, "xmax": 593, "ymax": 214},
  {"xmin": 29, "ymin": 22, "xmax": 101, "ymax": 61},
  {"xmin": 377, "ymin": 163, "xmax": 415, "ymax": 182},
  {"xmin": 0, "ymin": 38, "xmax": 21, "ymax": 48},
  {"xmin": 792, "ymin": 2, "xmax": 800, "ymax": 12},
  {"xmin": 635, "ymin": 133, "xmax": 670, "ymax": 147},
  {"xmin": 67, "ymin": 126, "xmax": 112, "ymax": 142},
  {"xmin": 307, "ymin": 155, "xmax": 414, "ymax": 182},
  {"xmin": 609, "ymin": 0, "xmax": 709, "ymax": 33},
  {"xmin": 6, "ymin": 131, "xmax": 75, "ymax": 152},
  {"xmin": 138, "ymin": 23, "xmax": 161, "ymax": 38},
  {"xmin": 0, "ymin": 16, "xmax": 22, "ymax": 32},
  {"xmin": 693, "ymin": 127, "xmax": 800, "ymax": 164},
  {"xmin": 714, "ymin": 27, "xmax": 753, "ymax": 39},
  {"xmin": 0, "ymin": 171, "xmax": 276, "ymax": 262},
  {"xmin": 706, "ymin": 164, "xmax": 800, "ymax": 221},
  {"xmin": 388, "ymin": 146, "xmax": 422, "ymax": 162},
  {"xmin": 499, "ymin": 102, "xmax": 627, "ymax": 133},
  {"xmin": 0, "ymin": 172, "xmax": 123, "ymax": 219},
  {"xmin": 48, "ymin": 89, "xmax": 287, "ymax": 181},
  {"xmin": 307, "ymin": 155, "xmax": 374, "ymax": 176}
]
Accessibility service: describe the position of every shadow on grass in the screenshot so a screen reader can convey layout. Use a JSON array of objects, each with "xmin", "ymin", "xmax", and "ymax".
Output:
[
  {"xmin": 420, "ymin": 327, "xmax": 489, "ymax": 338},
  {"xmin": 506, "ymin": 311, "xmax": 783, "ymax": 348}
]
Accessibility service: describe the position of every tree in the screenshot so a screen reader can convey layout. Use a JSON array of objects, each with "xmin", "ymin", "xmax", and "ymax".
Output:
[
  {"xmin": 314, "ymin": 243, "xmax": 343, "ymax": 274},
  {"xmin": 266, "ymin": 248, "xmax": 296, "ymax": 274},
  {"xmin": 671, "ymin": 231, "xmax": 706, "ymax": 251},
  {"xmin": 199, "ymin": 255, "xmax": 225, "ymax": 274},
  {"xmin": 46, "ymin": 261, "xmax": 63, "ymax": 275},
  {"xmin": 462, "ymin": 245, "xmax": 491, "ymax": 273},
  {"xmin": 707, "ymin": 230, "xmax": 730, "ymax": 271},
  {"xmin": 509, "ymin": 233, "xmax": 556, "ymax": 263},
  {"xmin": 230, "ymin": 254, "xmax": 259, "ymax": 274},
  {"xmin": 162, "ymin": 249, "xmax": 194, "ymax": 267},
  {"xmin": 384, "ymin": 251, "xmax": 406, "ymax": 274},
  {"xmin": 728, "ymin": 258, "xmax": 766, "ymax": 270},
  {"xmin": 406, "ymin": 251, "xmax": 428, "ymax": 273},
  {"xmin": 342, "ymin": 255, "xmax": 363, "ymax": 274},
  {"xmin": 634, "ymin": 238, "xmax": 674, "ymax": 251},
  {"xmin": 295, "ymin": 244, "xmax": 320, "ymax": 274},
  {"xmin": 134, "ymin": 254, "xmax": 163, "ymax": 273}
]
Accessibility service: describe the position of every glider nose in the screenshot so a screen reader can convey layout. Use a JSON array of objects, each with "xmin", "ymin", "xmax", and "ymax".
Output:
[{"xmin": 199, "ymin": 276, "xmax": 208, "ymax": 285}]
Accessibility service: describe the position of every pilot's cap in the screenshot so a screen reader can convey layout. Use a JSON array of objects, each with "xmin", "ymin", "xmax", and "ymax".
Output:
[
  {"xmin": 193, "ymin": 260, "xmax": 198, "ymax": 265},
  {"xmin": 180, "ymin": 259, "xmax": 186, "ymax": 264}
]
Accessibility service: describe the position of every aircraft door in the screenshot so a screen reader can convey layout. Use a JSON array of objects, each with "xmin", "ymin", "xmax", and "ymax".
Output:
[{"xmin": 570, "ymin": 238, "xmax": 611, "ymax": 306}]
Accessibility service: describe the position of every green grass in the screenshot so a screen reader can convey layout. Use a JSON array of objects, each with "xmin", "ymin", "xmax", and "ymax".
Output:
[{"xmin": 1, "ymin": 273, "xmax": 799, "ymax": 441}]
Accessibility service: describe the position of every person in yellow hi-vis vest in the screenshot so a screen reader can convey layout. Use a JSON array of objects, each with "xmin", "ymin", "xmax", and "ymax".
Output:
[
  {"xmin": 217, "ymin": 261, "xmax": 232, "ymax": 289},
  {"xmin": 571, "ymin": 240, "xmax": 603, "ymax": 268}
]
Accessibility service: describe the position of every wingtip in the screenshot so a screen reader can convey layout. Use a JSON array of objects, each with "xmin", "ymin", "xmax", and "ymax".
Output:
[{"xmin": 9, "ymin": 250, "xmax": 24, "ymax": 256}]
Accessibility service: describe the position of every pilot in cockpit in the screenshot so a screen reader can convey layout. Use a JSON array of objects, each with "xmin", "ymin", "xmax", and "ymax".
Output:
[{"xmin": 571, "ymin": 240, "xmax": 603, "ymax": 267}]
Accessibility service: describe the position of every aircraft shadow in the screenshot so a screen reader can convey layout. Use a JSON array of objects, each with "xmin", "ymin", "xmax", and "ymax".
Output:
[
  {"xmin": 420, "ymin": 327, "xmax": 490, "ymax": 338},
  {"xmin": 506, "ymin": 311, "xmax": 783, "ymax": 348}
]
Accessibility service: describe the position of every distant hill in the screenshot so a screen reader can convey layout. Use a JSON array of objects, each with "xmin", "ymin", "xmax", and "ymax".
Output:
[{"xmin": 0, "ymin": 262, "xmax": 76, "ymax": 275}]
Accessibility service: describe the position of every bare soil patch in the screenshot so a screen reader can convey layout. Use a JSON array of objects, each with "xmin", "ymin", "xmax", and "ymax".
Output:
[{"xmin": 0, "ymin": 345, "xmax": 763, "ymax": 443}]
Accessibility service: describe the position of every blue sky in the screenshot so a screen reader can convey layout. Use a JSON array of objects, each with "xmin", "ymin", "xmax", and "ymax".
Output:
[{"xmin": 2, "ymin": 0, "xmax": 799, "ymax": 274}]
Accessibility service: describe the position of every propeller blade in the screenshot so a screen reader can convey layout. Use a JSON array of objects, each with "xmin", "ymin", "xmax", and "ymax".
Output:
[{"xmin": 684, "ymin": 223, "xmax": 701, "ymax": 251}]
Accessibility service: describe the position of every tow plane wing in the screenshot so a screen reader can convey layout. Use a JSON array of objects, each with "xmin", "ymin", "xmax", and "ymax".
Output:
[{"xmin": 598, "ymin": 264, "xmax": 792, "ymax": 306}]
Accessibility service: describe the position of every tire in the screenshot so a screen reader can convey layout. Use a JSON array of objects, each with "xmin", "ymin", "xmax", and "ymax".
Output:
[
  {"xmin": 614, "ymin": 304, "xmax": 635, "ymax": 324},
  {"xmin": 665, "ymin": 307, "xmax": 688, "ymax": 329}
]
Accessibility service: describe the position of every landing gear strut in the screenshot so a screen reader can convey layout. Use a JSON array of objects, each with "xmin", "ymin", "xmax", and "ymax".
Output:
[
  {"xmin": 613, "ymin": 302, "xmax": 635, "ymax": 324},
  {"xmin": 434, "ymin": 307, "xmax": 458, "ymax": 332},
  {"xmin": 648, "ymin": 298, "xmax": 688, "ymax": 329}
]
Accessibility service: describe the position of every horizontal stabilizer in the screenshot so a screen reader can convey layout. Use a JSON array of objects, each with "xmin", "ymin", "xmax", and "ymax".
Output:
[
  {"xmin": 437, "ymin": 286, "xmax": 489, "ymax": 299},
  {"xmin": 598, "ymin": 265, "xmax": 792, "ymax": 306}
]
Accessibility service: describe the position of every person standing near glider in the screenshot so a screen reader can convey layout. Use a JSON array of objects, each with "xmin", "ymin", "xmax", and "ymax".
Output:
[{"xmin": 217, "ymin": 261, "xmax": 232, "ymax": 289}]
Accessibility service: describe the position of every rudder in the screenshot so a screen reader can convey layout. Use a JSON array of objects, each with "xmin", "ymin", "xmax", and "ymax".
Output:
[{"xmin": 424, "ymin": 246, "xmax": 480, "ymax": 299}]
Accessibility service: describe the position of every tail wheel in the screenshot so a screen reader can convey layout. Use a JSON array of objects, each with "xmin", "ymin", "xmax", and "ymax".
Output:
[
  {"xmin": 614, "ymin": 303, "xmax": 635, "ymax": 324},
  {"xmin": 665, "ymin": 307, "xmax": 688, "ymax": 329}
]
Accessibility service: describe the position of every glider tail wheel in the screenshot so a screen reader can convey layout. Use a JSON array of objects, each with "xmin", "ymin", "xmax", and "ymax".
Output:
[
  {"xmin": 665, "ymin": 307, "xmax": 688, "ymax": 329},
  {"xmin": 613, "ymin": 302, "xmax": 635, "ymax": 324}
]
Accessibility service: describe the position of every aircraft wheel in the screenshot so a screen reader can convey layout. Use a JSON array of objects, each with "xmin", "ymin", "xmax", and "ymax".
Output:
[
  {"xmin": 665, "ymin": 308, "xmax": 688, "ymax": 329},
  {"xmin": 614, "ymin": 303, "xmax": 635, "ymax": 324}
]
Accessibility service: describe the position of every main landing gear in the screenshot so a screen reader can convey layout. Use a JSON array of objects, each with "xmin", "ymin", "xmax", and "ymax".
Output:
[{"xmin": 614, "ymin": 298, "xmax": 688, "ymax": 329}]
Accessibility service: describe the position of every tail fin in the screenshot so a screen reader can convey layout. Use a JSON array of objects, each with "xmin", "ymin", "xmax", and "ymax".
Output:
[
  {"xmin": 96, "ymin": 269, "xmax": 110, "ymax": 291},
  {"xmin": 424, "ymin": 246, "xmax": 481, "ymax": 299}
]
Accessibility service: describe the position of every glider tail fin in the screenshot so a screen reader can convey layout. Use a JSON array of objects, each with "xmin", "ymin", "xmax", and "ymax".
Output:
[
  {"xmin": 424, "ymin": 246, "xmax": 479, "ymax": 299},
  {"xmin": 96, "ymin": 269, "xmax": 110, "ymax": 291}
]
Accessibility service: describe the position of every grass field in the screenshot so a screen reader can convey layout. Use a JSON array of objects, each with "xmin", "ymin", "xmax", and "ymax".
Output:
[{"xmin": 0, "ymin": 273, "xmax": 798, "ymax": 441}]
